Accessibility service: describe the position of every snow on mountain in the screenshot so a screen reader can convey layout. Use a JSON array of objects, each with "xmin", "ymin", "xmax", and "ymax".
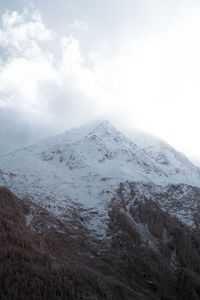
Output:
[{"xmin": 0, "ymin": 120, "xmax": 200, "ymax": 233}]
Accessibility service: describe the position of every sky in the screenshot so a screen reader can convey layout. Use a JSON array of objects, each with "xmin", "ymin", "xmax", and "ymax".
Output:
[{"xmin": 0, "ymin": 0, "xmax": 200, "ymax": 158}]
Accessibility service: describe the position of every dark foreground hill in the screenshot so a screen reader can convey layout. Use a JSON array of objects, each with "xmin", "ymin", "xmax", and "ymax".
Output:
[{"xmin": 1, "ymin": 187, "xmax": 200, "ymax": 299}]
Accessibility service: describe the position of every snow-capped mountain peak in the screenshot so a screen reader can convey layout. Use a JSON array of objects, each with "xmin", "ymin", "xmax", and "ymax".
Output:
[{"xmin": 1, "ymin": 120, "xmax": 200, "ymax": 230}]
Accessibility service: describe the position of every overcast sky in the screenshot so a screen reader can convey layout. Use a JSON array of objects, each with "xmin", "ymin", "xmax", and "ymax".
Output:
[{"xmin": 0, "ymin": 0, "xmax": 200, "ymax": 157}]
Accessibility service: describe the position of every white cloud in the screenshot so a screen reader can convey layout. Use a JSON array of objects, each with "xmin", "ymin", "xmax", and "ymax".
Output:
[
  {"xmin": 0, "ymin": 8, "xmax": 105, "ymax": 153},
  {"xmin": 0, "ymin": 9, "xmax": 53, "ymax": 59}
]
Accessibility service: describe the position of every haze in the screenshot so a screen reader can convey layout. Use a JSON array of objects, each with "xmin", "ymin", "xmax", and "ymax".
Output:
[{"xmin": 0, "ymin": 0, "xmax": 200, "ymax": 159}]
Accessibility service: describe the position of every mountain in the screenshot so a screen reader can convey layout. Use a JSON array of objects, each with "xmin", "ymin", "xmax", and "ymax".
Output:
[
  {"xmin": 1, "ymin": 121, "xmax": 200, "ymax": 299},
  {"xmin": 0, "ymin": 120, "xmax": 200, "ymax": 234}
]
